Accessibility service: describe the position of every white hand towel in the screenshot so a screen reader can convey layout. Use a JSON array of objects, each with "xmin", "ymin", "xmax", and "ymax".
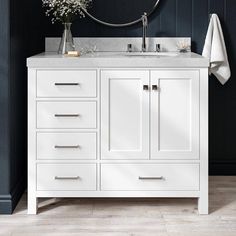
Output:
[{"xmin": 202, "ymin": 14, "xmax": 231, "ymax": 85}]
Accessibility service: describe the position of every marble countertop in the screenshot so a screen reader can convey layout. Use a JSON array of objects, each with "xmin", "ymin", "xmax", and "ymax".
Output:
[{"xmin": 27, "ymin": 52, "xmax": 209, "ymax": 68}]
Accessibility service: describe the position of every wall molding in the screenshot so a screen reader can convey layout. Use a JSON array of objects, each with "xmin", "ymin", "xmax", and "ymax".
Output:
[{"xmin": 0, "ymin": 177, "xmax": 25, "ymax": 214}]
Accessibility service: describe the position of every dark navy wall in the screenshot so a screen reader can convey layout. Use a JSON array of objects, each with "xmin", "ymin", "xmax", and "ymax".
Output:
[
  {"xmin": 0, "ymin": 0, "xmax": 235, "ymax": 214},
  {"xmin": 44, "ymin": 0, "xmax": 236, "ymax": 175},
  {"xmin": 0, "ymin": 0, "xmax": 45, "ymax": 214},
  {"xmin": 0, "ymin": 0, "xmax": 11, "ymax": 215}
]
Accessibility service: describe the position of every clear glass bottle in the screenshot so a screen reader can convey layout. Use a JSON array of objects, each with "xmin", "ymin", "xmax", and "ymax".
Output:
[{"xmin": 58, "ymin": 23, "xmax": 75, "ymax": 54}]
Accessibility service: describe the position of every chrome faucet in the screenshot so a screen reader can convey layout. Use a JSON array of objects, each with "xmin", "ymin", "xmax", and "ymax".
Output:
[{"xmin": 141, "ymin": 12, "xmax": 148, "ymax": 52}]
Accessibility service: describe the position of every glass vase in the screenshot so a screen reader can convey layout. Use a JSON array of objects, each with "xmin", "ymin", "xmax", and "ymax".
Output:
[{"xmin": 58, "ymin": 23, "xmax": 75, "ymax": 54}]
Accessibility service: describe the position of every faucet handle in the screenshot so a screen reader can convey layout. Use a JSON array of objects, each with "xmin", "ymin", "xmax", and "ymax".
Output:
[
  {"xmin": 127, "ymin": 44, "xmax": 133, "ymax": 52},
  {"xmin": 156, "ymin": 44, "xmax": 161, "ymax": 52}
]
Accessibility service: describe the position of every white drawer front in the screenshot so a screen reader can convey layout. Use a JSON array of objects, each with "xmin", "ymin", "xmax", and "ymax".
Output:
[
  {"xmin": 101, "ymin": 164, "xmax": 199, "ymax": 191},
  {"xmin": 37, "ymin": 70, "xmax": 97, "ymax": 98},
  {"xmin": 37, "ymin": 101, "xmax": 97, "ymax": 129},
  {"xmin": 37, "ymin": 164, "xmax": 96, "ymax": 191},
  {"xmin": 37, "ymin": 132, "xmax": 97, "ymax": 160}
]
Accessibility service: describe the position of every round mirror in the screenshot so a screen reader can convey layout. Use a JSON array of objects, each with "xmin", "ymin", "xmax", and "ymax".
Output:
[{"xmin": 84, "ymin": 0, "xmax": 160, "ymax": 27}]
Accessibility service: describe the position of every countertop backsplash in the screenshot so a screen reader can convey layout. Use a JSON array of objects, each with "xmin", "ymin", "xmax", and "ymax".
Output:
[{"xmin": 45, "ymin": 37, "xmax": 191, "ymax": 53}]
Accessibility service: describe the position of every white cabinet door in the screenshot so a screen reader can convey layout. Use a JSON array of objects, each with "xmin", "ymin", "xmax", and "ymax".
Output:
[
  {"xmin": 151, "ymin": 70, "xmax": 199, "ymax": 159},
  {"xmin": 101, "ymin": 70, "xmax": 149, "ymax": 159}
]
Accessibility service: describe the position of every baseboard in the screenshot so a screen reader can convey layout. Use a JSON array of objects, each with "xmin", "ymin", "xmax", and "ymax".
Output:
[
  {"xmin": 0, "ymin": 195, "xmax": 12, "ymax": 214},
  {"xmin": 210, "ymin": 161, "xmax": 236, "ymax": 175},
  {"xmin": 0, "ymin": 177, "xmax": 26, "ymax": 214}
]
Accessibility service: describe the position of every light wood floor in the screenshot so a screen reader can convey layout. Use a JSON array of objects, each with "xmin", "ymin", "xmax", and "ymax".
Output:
[{"xmin": 1, "ymin": 176, "xmax": 236, "ymax": 236}]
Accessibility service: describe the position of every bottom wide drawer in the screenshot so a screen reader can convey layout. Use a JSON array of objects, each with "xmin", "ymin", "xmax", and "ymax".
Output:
[
  {"xmin": 101, "ymin": 164, "xmax": 199, "ymax": 191},
  {"xmin": 37, "ymin": 164, "xmax": 96, "ymax": 191}
]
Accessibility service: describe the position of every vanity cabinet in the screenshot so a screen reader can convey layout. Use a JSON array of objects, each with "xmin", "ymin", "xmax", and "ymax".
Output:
[{"xmin": 27, "ymin": 53, "xmax": 209, "ymax": 215}]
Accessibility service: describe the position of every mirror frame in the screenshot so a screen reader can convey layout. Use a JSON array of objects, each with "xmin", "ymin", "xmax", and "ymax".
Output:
[{"xmin": 82, "ymin": 0, "xmax": 160, "ymax": 27}]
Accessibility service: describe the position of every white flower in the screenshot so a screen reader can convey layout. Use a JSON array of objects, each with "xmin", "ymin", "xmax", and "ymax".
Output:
[{"xmin": 42, "ymin": 0, "xmax": 92, "ymax": 23}]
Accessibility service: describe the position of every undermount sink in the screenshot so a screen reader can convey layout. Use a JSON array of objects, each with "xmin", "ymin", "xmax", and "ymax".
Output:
[
  {"xmin": 123, "ymin": 52, "xmax": 179, "ymax": 57},
  {"xmin": 84, "ymin": 51, "xmax": 180, "ymax": 58}
]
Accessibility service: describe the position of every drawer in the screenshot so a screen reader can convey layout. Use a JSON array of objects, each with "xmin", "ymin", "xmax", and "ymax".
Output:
[
  {"xmin": 101, "ymin": 164, "xmax": 199, "ymax": 191},
  {"xmin": 37, "ymin": 70, "xmax": 97, "ymax": 98},
  {"xmin": 37, "ymin": 164, "xmax": 96, "ymax": 191},
  {"xmin": 37, "ymin": 101, "xmax": 97, "ymax": 129},
  {"xmin": 37, "ymin": 132, "xmax": 97, "ymax": 160}
]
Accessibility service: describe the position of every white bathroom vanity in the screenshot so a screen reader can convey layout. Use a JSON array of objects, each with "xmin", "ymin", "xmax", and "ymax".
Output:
[{"xmin": 27, "ymin": 38, "xmax": 209, "ymax": 214}]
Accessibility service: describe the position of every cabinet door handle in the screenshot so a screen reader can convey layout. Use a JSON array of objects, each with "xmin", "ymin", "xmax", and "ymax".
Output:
[
  {"xmin": 152, "ymin": 85, "xmax": 159, "ymax": 91},
  {"xmin": 54, "ymin": 114, "xmax": 80, "ymax": 117},
  {"xmin": 138, "ymin": 176, "xmax": 164, "ymax": 180},
  {"xmin": 54, "ymin": 176, "xmax": 80, "ymax": 180},
  {"xmin": 54, "ymin": 145, "xmax": 80, "ymax": 149},
  {"xmin": 143, "ymin": 85, "xmax": 149, "ymax": 90},
  {"xmin": 55, "ymin": 83, "xmax": 79, "ymax": 86}
]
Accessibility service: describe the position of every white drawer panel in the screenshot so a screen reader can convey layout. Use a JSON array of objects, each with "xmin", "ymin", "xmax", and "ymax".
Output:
[
  {"xmin": 37, "ymin": 70, "xmax": 97, "ymax": 98},
  {"xmin": 37, "ymin": 132, "xmax": 97, "ymax": 160},
  {"xmin": 37, "ymin": 164, "xmax": 96, "ymax": 191},
  {"xmin": 37, "ymin": 101, "xmax": 97, "ymax": 129},
  {"xmin": 101, "ymin": 164, "xmax": 199, "ymax": 191}
]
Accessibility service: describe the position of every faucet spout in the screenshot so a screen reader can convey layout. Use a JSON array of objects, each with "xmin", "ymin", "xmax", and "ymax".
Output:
[{"xmin": 141, "ymin": 12, "xmax": 148, "ymax": 52}]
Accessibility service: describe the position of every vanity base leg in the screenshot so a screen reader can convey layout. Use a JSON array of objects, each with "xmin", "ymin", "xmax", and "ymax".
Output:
[
  {"xmin": 198, "ymin": 196, "xmax": 208, "ymax": 215},
  {"xmin": 28, "ymin": 195, "xmax": 38, "ymax": 215}
]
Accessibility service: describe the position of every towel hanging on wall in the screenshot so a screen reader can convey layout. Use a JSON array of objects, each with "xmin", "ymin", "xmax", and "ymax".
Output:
[{"xmin": 202, "ymin": 14, "xmax": 231, "ymax": 85}]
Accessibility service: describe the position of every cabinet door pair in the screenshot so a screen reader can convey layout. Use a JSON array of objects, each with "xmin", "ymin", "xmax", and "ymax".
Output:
[{"xmin": 101, "ymin": 70, "xmax": 199, "ymax": 160}]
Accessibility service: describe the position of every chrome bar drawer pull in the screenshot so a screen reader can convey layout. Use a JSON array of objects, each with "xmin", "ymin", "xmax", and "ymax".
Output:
[
  {"xmin": 54, "ymin": 176, "xmax": 80, "ymax": 180},
  {"xmin": 54, "ymin": 114, "xmax": 80, "ymax": 117},
  {"xmin": 54, "ymin": 83, "xmax": 79, "ymax": 86},
  {"xmin": 138, "ymin": 176, "xmax": 164, "ymax": 180},
  {"xmin": 54, "ymin": 145, "xmax": 80, "ymax": 149}
]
